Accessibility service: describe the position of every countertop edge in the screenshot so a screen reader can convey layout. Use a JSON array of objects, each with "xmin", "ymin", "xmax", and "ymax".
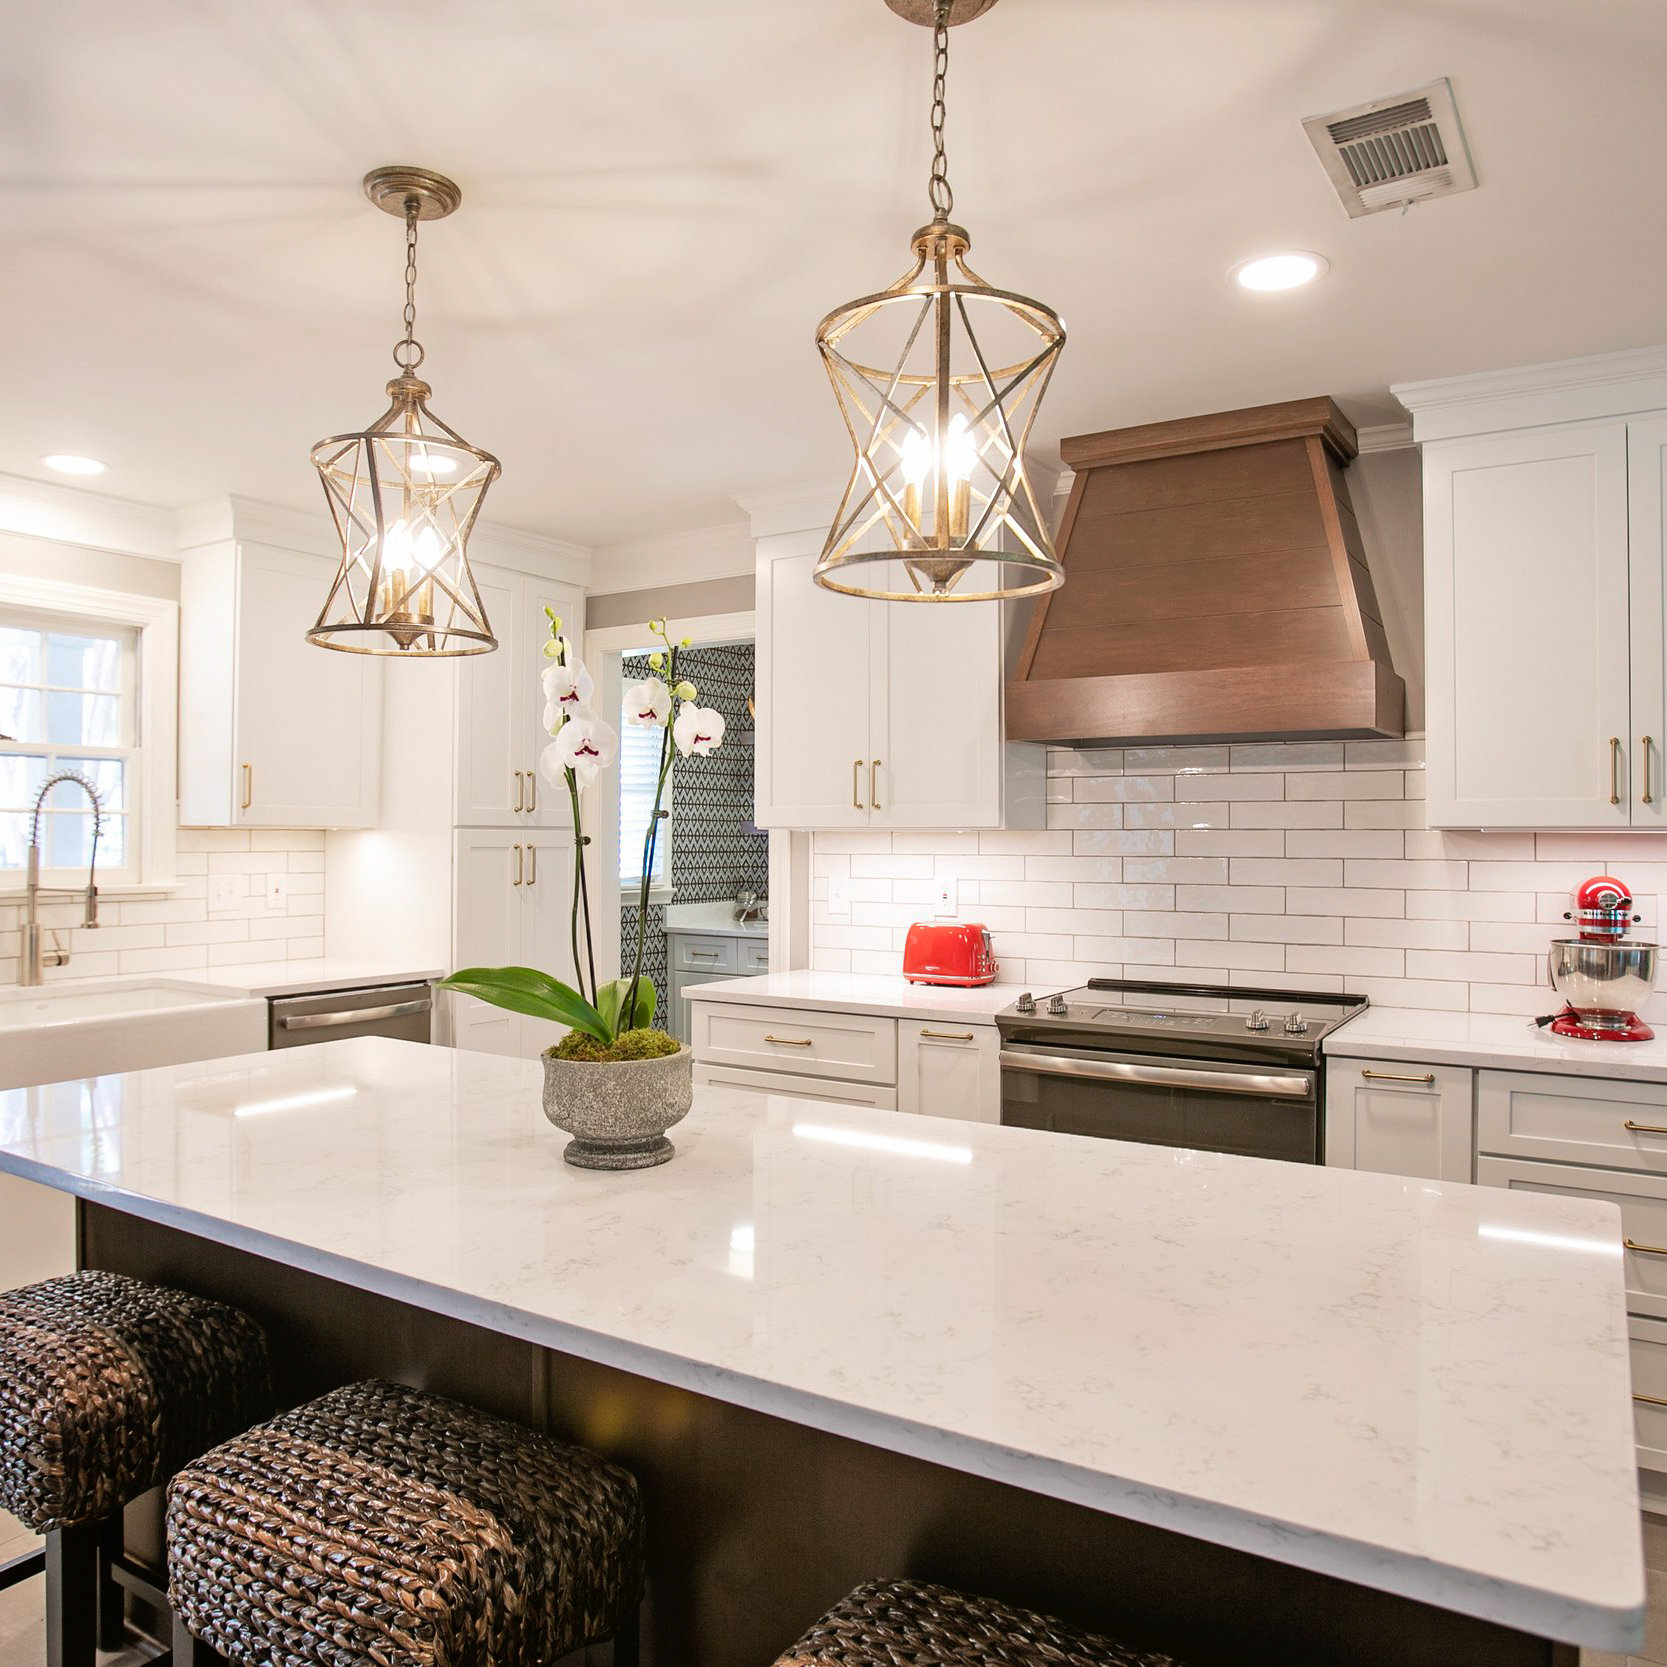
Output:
[{"xmin": 3, "ymin": 1146, "xmax": 1643, "ymax": 1651}]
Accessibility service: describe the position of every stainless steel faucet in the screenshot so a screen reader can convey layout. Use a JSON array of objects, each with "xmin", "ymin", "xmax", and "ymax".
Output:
[
  {"xmin": 22, "ymin": 771, "xmax": 103, "ymax": 986},
  {"xmin": 733, "ymin": 889, "xmax": 766, "ymax": 924}
]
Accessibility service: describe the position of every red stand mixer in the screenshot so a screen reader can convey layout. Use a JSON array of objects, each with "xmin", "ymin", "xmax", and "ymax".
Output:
[{"xmin": 1544, "ymin": 875, "xmax": 1659, "ymax": 1042}]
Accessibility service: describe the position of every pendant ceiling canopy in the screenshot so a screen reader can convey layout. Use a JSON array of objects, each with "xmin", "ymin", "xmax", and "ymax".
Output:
[
  {"xmin": 814, "ymin": 0, "xmax": 1066, "ymax": 604},
  {"xmin": 307, "ymin": 166, "xmax": 500, "ymax": 657}
]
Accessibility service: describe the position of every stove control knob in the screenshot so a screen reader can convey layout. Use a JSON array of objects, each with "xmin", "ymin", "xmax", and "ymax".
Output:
[
  {"xmin": 1245, "ymin": 1009, "xmax": 1270, "ymax": 1032},
  {"xmin": 1015, "ymin": 991, "xmax": 1035, "ymax": 1015},
  {"xmin": 1284, "ymin": 1011, "xmax": 1309, "ymax": 1035},
  {"xmin": 1046, "ymin": 993, "xmax": 1069, "ymax": 1017}
]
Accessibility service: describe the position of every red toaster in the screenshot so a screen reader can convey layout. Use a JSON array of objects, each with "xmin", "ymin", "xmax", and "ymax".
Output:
[{"xmin": 902, "ymin": 922, "xmax": 999, "ymax": 986}]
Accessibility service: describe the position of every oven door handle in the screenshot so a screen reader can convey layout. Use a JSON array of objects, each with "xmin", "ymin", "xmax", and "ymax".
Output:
[{"xmin": 999, "ymin": 1050, "xmax": 1313, "ymax": 1101}]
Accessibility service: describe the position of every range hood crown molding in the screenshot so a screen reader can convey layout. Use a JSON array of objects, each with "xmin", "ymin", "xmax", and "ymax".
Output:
[{"xmin": 1009, "ymin": 396, "xmax": 1405, "ymax": 749}]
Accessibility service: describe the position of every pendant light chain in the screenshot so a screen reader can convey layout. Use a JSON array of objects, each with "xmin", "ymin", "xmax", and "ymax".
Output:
[
  {"xmin": 928, "ymin": 0, "xmax": 954, "ymax": 222},
  {"xmin": 393, "ymin": 198, "xmax": 426, "ymax": 373}
]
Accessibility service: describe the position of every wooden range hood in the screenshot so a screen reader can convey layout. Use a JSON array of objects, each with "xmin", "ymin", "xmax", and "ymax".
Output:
[{"xmin": 1008, "ymin": 397, "xmax": 1405, "ymax": 746}]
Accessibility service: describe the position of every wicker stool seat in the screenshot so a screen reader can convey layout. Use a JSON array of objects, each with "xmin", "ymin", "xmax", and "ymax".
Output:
[
  {"xmin": 167, "ymin": 1377, "xmax": 646, "ymax": 1667},
  {"xmin": 772, "ymin": 1579, "xmax": 1189, "ymax": 1667}
]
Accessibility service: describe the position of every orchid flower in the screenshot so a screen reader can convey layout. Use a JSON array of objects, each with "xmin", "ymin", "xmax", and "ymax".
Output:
[
  {"xmin": 540, "ymin": 659, "xmax": 594, "ymax": 730},
  {"xmin": 624, "ymin": 677, "xmax": 671, "ymax": 728},
  {"xmin": 541, "ymin": 712, "xmax": 618, "ymax": 787},
  {"xmin": 672, "ymin": 703, "xmax": 725, "ymax": 758}
]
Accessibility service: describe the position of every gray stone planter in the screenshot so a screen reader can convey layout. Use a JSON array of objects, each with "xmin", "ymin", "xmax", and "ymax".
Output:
[{"xmin": 541, "ymin": 1044, "xmax": 694, "ymax": 1170}]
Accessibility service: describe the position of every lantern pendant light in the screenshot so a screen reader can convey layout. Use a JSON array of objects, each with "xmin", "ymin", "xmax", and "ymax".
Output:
[
  {"xmin": 813, "ymin": 0, "xmax": 1066, "ymax": 603},
  {"xmin": 308, "ymin": 167, "xmax": 500, "ymax": 656}
]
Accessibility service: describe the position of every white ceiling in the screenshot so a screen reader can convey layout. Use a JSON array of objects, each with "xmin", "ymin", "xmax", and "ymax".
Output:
[{"xmin": 3, "ymin": 0, "xmax": 1664, "ymax": 554}]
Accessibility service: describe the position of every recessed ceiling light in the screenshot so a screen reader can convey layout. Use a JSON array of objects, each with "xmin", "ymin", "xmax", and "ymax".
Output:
[
  {"xmin": 1229, "ymin": 252, "xmax": 1329, "ymax": 292},
  {"xmin": 408, "ymin": 453, "xmax": 457, "ymax": 478},
  {"xmin": 40, "ymin": 453, "xmax": 108, "ymax": 476}
]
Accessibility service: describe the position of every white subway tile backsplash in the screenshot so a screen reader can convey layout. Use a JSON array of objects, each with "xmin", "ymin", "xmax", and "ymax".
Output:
[{"xmin": 807, "ymin": 739, "xmax": 1665, "ymax": 1016}]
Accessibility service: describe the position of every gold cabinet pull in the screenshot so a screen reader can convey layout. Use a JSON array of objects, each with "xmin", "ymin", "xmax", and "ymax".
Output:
[
  {"xmin": 1625, "ymin": 1237, "xmax": 1667, "ymax": 1258},
  {"xmin": 240, "ymin": 762, "xmax": 253, "ymax": 811},
  {"xmin": 1644, "ymin": 736, "xmax": 1656, "ymax": 806},
  {"xmin": 1636, "ymin": 1392, "xmax": 1667, "ymax": 1408},
  {"xmin": 871, "ymin": 759, "xmax": 882, "ymax": 811},
  {"xmin": 688, "ymin": 949, "xmax": 720, "ymax": 960},
  {"xmin": 1360, "ymin": 1069, "xmax": 1436, "ymax": 1084},
  {"xmin": 527, "ymin": 844, "xmax": 537, "ymax": 886},
  {"xmin": 527, "ymin": 769, "xmax": 537, "ymax": 814},
  {"xmin": 513, "ymin": 770, "xmax": 524, "ymax": 813},
  {"xmin": 764, "ymin": 1034, "xmax": 813, "ymax": 1047},
  {"xmin": 921, "ymin": 1028, "xmax": 975, "ymax": 1042},
  {"xmin": 512, "ymin": 843, "xmax": 523, "ymax": 886},
  {"xmin": 852, "ymin": 759, "xmax": 861, "ymax": 811},
  {"xmin": 1625, "ymin": 1120, "xmax": 1667, "ymax": 1135},
  {"xmin": 1610, "ymin": 736, "xmax": 1622, "ymax": 805}
]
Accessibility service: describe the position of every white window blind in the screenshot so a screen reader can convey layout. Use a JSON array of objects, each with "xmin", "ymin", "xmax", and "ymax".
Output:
[{"xmin": 618, "ymin": 690, "xmax": 669, "ymax": 892}]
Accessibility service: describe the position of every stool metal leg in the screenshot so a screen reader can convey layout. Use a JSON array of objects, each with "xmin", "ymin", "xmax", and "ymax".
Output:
[
  {"xmin": 0, "ymin": 1545, "xmax": 45, "ymax": 1592},
  {"xmin": 43, "ymin": 1523, "xmax": 98, "ymax": 1667},
  {"xmin": 612, "ymin": 1603, "xmax": 641, "ymax": 1667},
  {"xmin": 174, "ymin": 1612, "xmax": 218, "ymax": 1666},
  {"xmin": 95, "ymin": 1514, "xmax": 124, "ymax": 1651}
]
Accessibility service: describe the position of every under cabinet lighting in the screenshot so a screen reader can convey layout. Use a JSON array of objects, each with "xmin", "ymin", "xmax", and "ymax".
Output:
[
  {"xmin": 41, "ymin": 454, "xmax": 107, "ymax": 476},
  {"xmin": 1229, "ymin": 252, "xmax": 1328, "ymax": 292}
]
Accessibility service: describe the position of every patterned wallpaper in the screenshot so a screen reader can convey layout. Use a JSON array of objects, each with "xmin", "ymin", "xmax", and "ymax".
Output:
[{"xmin": 621, "ymin": 641, "xmax": 765, "ymax": 1027}]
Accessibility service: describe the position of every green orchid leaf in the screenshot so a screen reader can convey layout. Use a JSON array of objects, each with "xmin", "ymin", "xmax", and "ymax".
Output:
[
  {"xmin": 594, "ymin": 978, "xmax": 628, "ymax": 1041},
  {"xmin": 438, "ymin": 967, "xmax": 609, "ymax": 1040},
  {"xmin": 630, "ymin": 976, "xmax": 656, "ymax": 1031}
]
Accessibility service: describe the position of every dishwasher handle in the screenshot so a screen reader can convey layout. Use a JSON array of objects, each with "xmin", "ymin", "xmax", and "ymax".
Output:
[
  {"xmin": 278, "ymin": 998, "xmax": 430, "ymax": 1031},
  {"xmin": 999, "ymin": 1049, "xmax": 1313, "ymax": 1101}
]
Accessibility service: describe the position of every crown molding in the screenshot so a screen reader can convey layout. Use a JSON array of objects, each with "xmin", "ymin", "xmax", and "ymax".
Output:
[
  {"xmin": 1355, "ymin": 422, "xmax": 1415, "ymax": 454},
  {"xmin": 0, "ymin": 472, "xmax": 177, "ymax": 561},
  {"xmin": 733, "ymin": 477, "xmax": 844, "ymax": 541},
  {"xmin": 590, "ymin": 520, "xmax": 754, "ymax": 596},
  {"xmin": 1393, "ymin": 343, "xmax": 1667, "ymax": 442}
]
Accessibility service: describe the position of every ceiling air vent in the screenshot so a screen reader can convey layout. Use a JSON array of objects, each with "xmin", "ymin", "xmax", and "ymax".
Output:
[{"xmin": 1302, "ymin": 78, "xmax": 1476, "ymax": 218}]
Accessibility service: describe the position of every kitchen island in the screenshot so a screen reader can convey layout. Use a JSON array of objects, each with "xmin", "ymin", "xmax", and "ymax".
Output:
[{"xmin": 0, "ymin": 1038, "xmax": 1642, "ymax": 1665}]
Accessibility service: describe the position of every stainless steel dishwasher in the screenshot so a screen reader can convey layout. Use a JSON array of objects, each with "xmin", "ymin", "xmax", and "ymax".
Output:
[{"xmin": 268, "ymin": 982, "xmax": 434, "ymax": 1049}]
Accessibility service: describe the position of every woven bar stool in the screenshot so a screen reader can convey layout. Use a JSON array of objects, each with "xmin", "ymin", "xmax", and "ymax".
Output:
[
  {"xmin": 0, "ymin": 1269, "xmax": 272, "ymax": 1667},
  {"xmin": 772, "ymin": 1579, "xmax": 1191, "ymax": 1667},
  {"xmin": 167, "ymin": 1377, "xmax": 646, "ymax": 1667}
]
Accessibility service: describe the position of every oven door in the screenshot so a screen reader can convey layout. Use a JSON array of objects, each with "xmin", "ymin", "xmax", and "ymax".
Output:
[{"xmin": 999, "ymin": 1042, "xmax": 1320, "ymax": 1164}]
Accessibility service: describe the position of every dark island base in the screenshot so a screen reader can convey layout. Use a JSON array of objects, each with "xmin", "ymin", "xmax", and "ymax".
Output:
[{"xmin": 82, "ymin": 1202, "xmax": 1579, "ymax": 1667}]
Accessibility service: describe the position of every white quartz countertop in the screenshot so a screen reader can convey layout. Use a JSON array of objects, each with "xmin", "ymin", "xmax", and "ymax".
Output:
[
  {"xmin": 171, "ymin": 960, "xmax": 444, "ymax": 1000},
  {"xmin": 1327, "ymin": 1006, "xmax": 1667, "ymax": 1084},
  {"xmin": 0, "ymin": 1038, "xmax": 1641, "ymax": 1650},
  {"xmin": 685, "ymin": 969, "xmax": 1026, "ymax": 1023}
]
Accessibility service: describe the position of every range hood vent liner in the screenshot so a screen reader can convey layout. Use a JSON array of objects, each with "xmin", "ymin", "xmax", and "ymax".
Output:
[{"xmin": 1007, "ymin": 396, "xmax": 1405, "ymax": 748}]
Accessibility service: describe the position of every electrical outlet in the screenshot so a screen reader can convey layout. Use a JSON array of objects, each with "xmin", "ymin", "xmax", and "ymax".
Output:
[
  {"xmin": 827, "ymin": 873, "xmax": 851, "ymax": 918},
  {"xmin": 933, "ymin": 876, "xmax": 958, "ymax": 918},
  {"xmin": 266, "ymin": 874, "xmax": 289, "ymax": 911},
  {"xmin": 208, "ymin": 874, "xmax": 244, "ymax": 912}
]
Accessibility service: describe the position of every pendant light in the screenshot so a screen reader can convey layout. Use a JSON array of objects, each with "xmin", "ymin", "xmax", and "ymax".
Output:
[
  {"xmin": 308, "ymin": 167, "xmax": 500, "ymax": 655},
  {"xmin": 813, "ymin": 0, "xmax": 1065, "ymax": 603}
]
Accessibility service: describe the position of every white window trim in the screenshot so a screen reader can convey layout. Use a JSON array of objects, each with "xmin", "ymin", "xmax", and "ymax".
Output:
[{"xmin": 0, "ymin": 575, "xmax": 178, "ymax": 895}]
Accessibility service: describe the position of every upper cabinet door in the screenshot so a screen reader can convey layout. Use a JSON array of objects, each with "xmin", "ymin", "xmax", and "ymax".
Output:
[
  {"xmin": 873, "ymin": 600, "xmax": 1004, "ymax": 829},
  {"xmin": 1630, "ymin": 417, "xmax": 1667, "ymax": 827},
  {"xmin": 520, "ymin": 578, "xmax": 584, "ymax": 828},
  {"xmin": 453, "ymin": 564, "xmax": 525, "ymax": 827},
  {"xmin": 234, "ymin": 544, "xmax": 381, "ymax": 828},
  {"xmin": 756, "ymin": 543, "xmax": 874, "ymax": 828},
  {"xmin": 1424, "ymin": 422, "xmax": 1633, "ymax": 828}
]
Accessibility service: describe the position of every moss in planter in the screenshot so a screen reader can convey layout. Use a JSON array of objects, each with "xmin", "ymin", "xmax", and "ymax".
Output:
[{"xmin": 550, "ymin": 1027, "xmax": 682, "ymax": 1064}]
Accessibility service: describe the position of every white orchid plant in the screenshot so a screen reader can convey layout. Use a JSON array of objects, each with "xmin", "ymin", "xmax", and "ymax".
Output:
[{"xmin": 440, "ymin": 614, "xmax": 726, "ymax": 1055}]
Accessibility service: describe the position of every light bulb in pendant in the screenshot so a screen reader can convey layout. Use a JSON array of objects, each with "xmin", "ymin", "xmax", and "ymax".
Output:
[
  {"xmin": 378, "ymin": 518, "xmax": 444, "ymax": 646},
  {"xmin": 945, "ymin": 413, "xmax": 975, "ymax": 538},
  {"xmin": 900, "ymin": 426, "xmax": 931, "ymax": 530}
]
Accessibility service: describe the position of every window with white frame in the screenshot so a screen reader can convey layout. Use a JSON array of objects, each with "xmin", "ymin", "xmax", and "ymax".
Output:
[
  {"xmin": 0, "ymin": 579, "xmax": 177, "ymax": 891},
  {"xmin": 618, "ymin": 679, "xmax": 670, "ymax": 898}
]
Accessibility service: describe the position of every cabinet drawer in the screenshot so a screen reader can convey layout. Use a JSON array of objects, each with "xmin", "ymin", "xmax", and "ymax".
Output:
[
  {"xmin": 1324, "ymin": 1056, "xmax": 1474, "ymax": 1181},
  {"xmin": 1633, "ymin": 1316, "xmax": 1667, "ymax": 1474},
  {"xmin": 691, "ymin": 1002, "xmax": 897, "ymax": 1086},
  {"xmin": 741, "ymin": 938, "xmax": 770, "ymax": 974},
  {"xmin": 694, "ymin": 1064, "xmax": 897, "ymax": 1112},
  {"xmin": 1476, "ymin": 1155, "xmax": 1663, "ymax": 1317},
  {"xmin": 1477, "ymin": 1069, "xmax": 1667, "ymax": 1175},
  {"xmin": 672, "ymin": 934, "xmax": 739, "ymax": 974}
]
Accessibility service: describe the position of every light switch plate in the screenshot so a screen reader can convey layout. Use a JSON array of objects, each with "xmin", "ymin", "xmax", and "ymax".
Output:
[
  {"xmin": 208, "ymin": 875, "xmax": 243, "ymax": 912},
  {"xmin": 827, "ymin": 873, "xmax": 851, "ymax": 917},
  {"xmin": 933, "ymin": 877, "xmax": 958, "ymax": 918},
  {"xmin": 266, "ymin": 874, "xmax": 289, "ymax": 911}
]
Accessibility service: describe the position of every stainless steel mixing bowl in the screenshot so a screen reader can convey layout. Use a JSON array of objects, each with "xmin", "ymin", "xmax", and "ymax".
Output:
[{"xmin": 1548, "ymin": 938, "xmax": 1659, "ymax": 1014}]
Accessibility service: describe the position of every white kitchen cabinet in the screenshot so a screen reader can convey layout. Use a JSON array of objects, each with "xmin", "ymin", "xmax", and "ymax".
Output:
[
  {"xmin": 694, "ymin": 1063, "xmax": 898, "ymax": 1112},
  {"xmin": 180, "ymin": 540, "xmax": 382, "ymax": 827},
  {"xmin": 1397, "ymin": 350, "xmax": 1667, "ymax": 829},
  {"xmin": 1323, "ymin": 1056, "xmax": 1473, "ymax": 1181},
  {"xmin": 755, "ymin": 539, "xmax": 1042, "ymax": 830},
  {"xmin": 450, "ymin": 828, "xmax": 576, "ymax": 1059},
  {"xmin": 691, "ymin": 1000, "xmax": 897, "ymax": 1086},
  {"xmin": 897, "ymin": 1021, "xmax": 1001, "ymax": 1124},
  {"xmin": 454, "ymin": 563, "xmax": 584, "ymax": 828},
  {"xmin": 1631, "ymin": 1316, "xmax": 1667, "ymax": 1478}
]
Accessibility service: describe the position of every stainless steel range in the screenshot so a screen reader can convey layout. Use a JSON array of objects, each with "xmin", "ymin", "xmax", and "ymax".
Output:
[{"xmin": 995, "ymin": 978, "xmax": 1368, "ymax": 1164}]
